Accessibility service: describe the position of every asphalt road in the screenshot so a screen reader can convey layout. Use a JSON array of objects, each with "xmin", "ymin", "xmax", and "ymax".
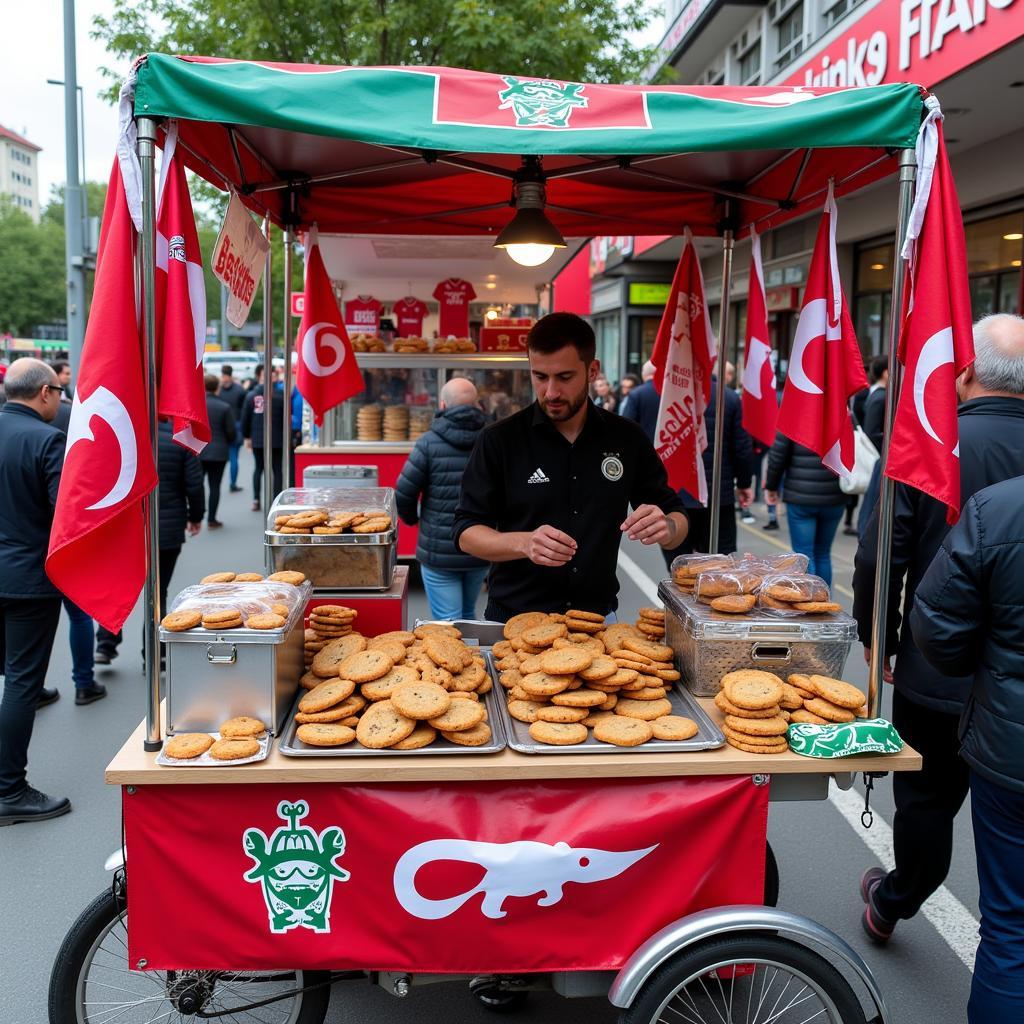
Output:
[{"xmin": 2, "ymin": 453, "xmax": 976, "ymax": 1023}]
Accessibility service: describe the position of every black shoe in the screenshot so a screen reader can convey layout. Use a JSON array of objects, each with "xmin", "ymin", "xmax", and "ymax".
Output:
[
  {"xmin": 0, "ymin": 785, "xmax": 71, "ymax": 826},
  {"xmin": 94, "ymin": 650, "xmax": 112, "ymax": 665},
  {"xmin": 860, "ymin": 867, "xmax": 897, "ymax": 943},
  {"xmin": 37, "ymin": 687, "xmax": 60, "ymax": 709},
  {"xmin": 75, "ymin": 684, "xmax": 108, "ymax": 706},
  {"xmin": 251, "ymin": 500, "xmax": 261, "ymax": 511},
  {"xmin": 763, "ymin": 520, "xmax": 780, "ymax": 531},
  {"xmin": 208, "ymin": 519, "xmax": 224, "ymax": 529},
  {"xmin": 843, "ymin": 526, "xmax": 859, "ymax": 536},
  {"xmin": 229, "ymin": 486, "xmax": 243, "ymax": 493}
]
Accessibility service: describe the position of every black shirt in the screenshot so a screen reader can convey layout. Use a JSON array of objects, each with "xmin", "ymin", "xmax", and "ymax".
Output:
[{"xmin": 453, "ymin": 401, "xmax": 685, "ymax": 618}]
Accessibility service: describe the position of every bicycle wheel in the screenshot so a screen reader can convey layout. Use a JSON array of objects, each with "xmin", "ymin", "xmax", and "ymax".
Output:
[
  {"xmin": 49, "ymin": 886, "xmax": 332, "ymax": 1024},
  {"xmin": 619, "ymin": 933, "xmax": 868, "ymax": 1024}
]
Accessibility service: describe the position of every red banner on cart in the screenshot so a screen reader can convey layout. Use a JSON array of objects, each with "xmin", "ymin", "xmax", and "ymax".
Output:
[
  {"xmin": 479, "ymin": 325, "xmax": 529, "ymax": 352},
  {"xmin": 125, "ymin": 776, "xmax": 767, "ymax": 973}
]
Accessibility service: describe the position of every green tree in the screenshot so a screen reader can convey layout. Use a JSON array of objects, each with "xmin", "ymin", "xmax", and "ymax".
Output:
[
  {"xmin": 93, "ymin": 0, "xmax": 661, "ymax": 90},
  {"xmin": 0, "ymin": 199, "xmax": 67, "ymax": 335}
]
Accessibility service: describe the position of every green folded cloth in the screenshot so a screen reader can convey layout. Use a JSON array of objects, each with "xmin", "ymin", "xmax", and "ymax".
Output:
[{"xmin": 787, "ymin": 718, "xmax": 903, "ymax": 758}]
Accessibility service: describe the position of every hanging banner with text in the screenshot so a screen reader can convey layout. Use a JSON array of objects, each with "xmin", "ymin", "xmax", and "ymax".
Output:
[
  {"xmin": 124, "ymin": 775, "xmax": 767, "ymax": 973},
  {"xmin": 211, "ymin": 193, "xmax": 270, "ymax": 327}
]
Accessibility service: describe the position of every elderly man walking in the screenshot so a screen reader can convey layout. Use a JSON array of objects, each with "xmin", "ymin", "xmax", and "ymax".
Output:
[
  {"xmin": 0, "ymin": 359, "xmax": 71, "ymax": 825},
  {"xmin": 396, "ymin": 377, "xmax": 489, "ymax": 620}
]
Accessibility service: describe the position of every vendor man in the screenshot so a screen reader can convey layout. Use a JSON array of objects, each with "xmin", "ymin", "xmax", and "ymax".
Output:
[{"xmin": 454, "ymin": 312, "xmax": 688, "ymax": 621}]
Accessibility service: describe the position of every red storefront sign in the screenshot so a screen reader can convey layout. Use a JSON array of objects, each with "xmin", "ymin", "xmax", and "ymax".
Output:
[
  {"xmin": 480, "ymin": 326, "xmax": 530, "ymax": 351},
  {"xmin": 781, "ymin": 0, "xmax": 1024, "ymax": 88},
  {"xmin": 124, "ymin": 775, "xmax": 767, "ymax": 972},
  {"xmin": 766, "ymin": 286, "xmax": 800, "ymax": 311}
]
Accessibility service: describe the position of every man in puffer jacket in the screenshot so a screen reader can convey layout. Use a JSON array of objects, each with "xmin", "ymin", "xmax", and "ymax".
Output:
[{"xmin": 396, "ymin": 378, "xmax": 489, "ymax": 620}]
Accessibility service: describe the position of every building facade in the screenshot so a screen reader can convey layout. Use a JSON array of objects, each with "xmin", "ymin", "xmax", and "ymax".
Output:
[{"xmin": 0, "ymin": 124, "xmax": 41, "ymax": 223}]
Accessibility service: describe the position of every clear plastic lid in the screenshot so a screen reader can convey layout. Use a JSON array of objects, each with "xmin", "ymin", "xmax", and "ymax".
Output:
[
  {"xmin": 266, "ymin": 487, "xmax": 396, "ymax": 533},
  {"xmin": 167, "ymin": 580, "xmax": 310, "ymax": 627}
]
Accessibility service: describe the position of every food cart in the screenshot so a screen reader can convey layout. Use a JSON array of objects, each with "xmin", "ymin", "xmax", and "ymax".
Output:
[{"xmin": 48, "ymin": 55, "xmax": 939, "ymax": 1024}]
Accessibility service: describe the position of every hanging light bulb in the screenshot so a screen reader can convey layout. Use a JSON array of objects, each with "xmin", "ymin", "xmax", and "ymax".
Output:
[{"xmin": 494, "ymin": 158, "xmax": 566, "ymax": 267}]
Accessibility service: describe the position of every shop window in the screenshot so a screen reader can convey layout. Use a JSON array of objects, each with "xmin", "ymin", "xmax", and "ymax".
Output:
[
  {"xmin": 772, "ymin": 1, "xmax": 805, "ymax": 72},
  {"xmin": 822, "ymin": 0, "xmax": 864, "ymax": 28},
  {"xmin": 771, "ymin": 219, "xmax": 813, "ymax": 260},
  {"xmin": 737, "ymin": 41, "xmax": 762, "ymax": 85}
]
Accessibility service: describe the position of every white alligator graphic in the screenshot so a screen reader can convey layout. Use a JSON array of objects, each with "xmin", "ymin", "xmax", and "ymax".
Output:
[{"xmin": 393, "ymin": 838, "xmax": 657, "ymax": 920}]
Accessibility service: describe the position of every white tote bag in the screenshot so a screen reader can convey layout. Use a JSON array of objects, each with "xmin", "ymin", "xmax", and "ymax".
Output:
[{"xmin": 840, "ymin": 426, "xmax": 880, "ymax": 495}]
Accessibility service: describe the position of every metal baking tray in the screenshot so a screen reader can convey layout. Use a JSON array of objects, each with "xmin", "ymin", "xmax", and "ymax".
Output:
[
  {"xmin": 156, "ymin": 732, "xmax": 271, "ymax": 767},
  {"xmin": 489, "ymin": 653, "xmax": 725, "ymax": 755},
  {"xmin": 278, "ymin": 684, "xmax": 508, "ymax": 757}
]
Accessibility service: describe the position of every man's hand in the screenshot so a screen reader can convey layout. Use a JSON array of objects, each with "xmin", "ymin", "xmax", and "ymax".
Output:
[
  {"xmin": 187, "ymin": 522, "xmax": 202, "ymax": 537},
  {"xmin": 621, "ymin": 504, "xmax": 672, "ymax": 545},
  {"xmin": 524, "ymin": 525, "xmax": 577, "ymax": 566},
  {"xmin": 736, "ymin": 487, "xmax": 754, "ymax": 509},
  {"xmin": 764, "ymin": 489, "xmax": 779, "ymax": 506},
  {"xmin": 863, "ymin": 647, "xmax": 894, "ymax": 683}
]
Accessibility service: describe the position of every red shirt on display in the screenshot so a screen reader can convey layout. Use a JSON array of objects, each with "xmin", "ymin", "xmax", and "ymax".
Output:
[
  {"xmin": 392, "ymin": 296, "xmax": 430, "ymax": 337},
  {"xmin": 344, "ymin": 295, "xmax": 383, "ymax": 333},
  {"xmin": 432, "ymin": 278, "xmax": 476, "ymax": 337}
]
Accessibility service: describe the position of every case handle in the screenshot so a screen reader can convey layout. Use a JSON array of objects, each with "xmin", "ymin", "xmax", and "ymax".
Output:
[
  {"xmin": 750, "ymin": 642, "xmax": 792, "ymax": 663},
  {"xmin": 207, "ymin": 644, "xmax": 237, "ymax": 665}
]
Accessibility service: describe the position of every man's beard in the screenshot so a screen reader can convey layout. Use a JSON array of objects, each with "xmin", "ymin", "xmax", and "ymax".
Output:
[{"xmin": 539, "ymin": 385, "xmax": 588, "ymax": 423}]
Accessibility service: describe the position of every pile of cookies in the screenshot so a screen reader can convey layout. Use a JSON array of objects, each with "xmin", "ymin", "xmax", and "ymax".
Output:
[
  {"xmin": 432, "ymin": 338, "xmax": 476, "ymax": 353},
  {"xmin": 350, "ymin": 334, "xmax": 387, "ymax": 353},
  {"xmin": 305, "ymin": 604, "xmax": 359, "ymax": 667},
  {"xmin": 493, "ymin": 611, "xmax": 697, "ymax": 748},
  {"xmin": 160, "ymin": 571, "xmax": 306, "ymax": 632},
  {"xmin": 356, "ymin": 404, "xmax": 383, "ymax": 440},
  {"xmin": 293, "ymin": 624, "xmax": 495, "ymax": 751},
  {"xmin": 714, "ymin": 669, "xmax": 866, "ymax": 754},
  {"xmin": 408, "ymin": 407, "xmax": 433, "ymax": 440},
  {"xmin": 163, "ymin": 716, "xmax": 267, "ymax": 763},
  {"xmin": 634, "ymin": 606, "xmax": 665, "ymax": 639},
  {"xmin": 392, "ymin": 336, "xmax": 430, "ymax": 354},
  {"xmin": 271, "ymin": 508, "xmax": 393, "ymax": 535}
]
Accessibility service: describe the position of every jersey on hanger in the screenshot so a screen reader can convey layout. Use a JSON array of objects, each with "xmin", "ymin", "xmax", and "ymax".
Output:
[
  {"xmin": 432, "ymin": 278, "xmax": 476, "ymax": 338},
  {"xmin": 344, "ymin": 295, "xmax": 383, "ymax": 333},
  {"xmin": 392, "ymin": 296, "xmax": 429, "ymax": 337}
]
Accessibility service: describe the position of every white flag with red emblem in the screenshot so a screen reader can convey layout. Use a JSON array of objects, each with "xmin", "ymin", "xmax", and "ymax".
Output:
[
  {"xmin": 776, "ymin": 183, "xmax": 867, "ymax": 477},
  {"xmin": 651, "ymin": 228, "xmax": 717, "ymax": 503},
  {"xmin": 885, "ymin": 100, "xmax": 974, "ymax": 523},
  {"xmin": 295, "ymin": 226, "xmax": 364, "ymax": 424},
  {"xmin": 156, "ymin": 124, "xmax": 209, "ymax": 454},
  {"xmin": 741, "ymin": 228, "xmax": 778, "ymax": 448},
  {"xmin": 46, "ymin": 156, "xmax": 158, "ymax": 633}
]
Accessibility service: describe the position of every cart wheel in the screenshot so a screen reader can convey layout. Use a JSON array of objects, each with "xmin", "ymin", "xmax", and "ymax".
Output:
[
  {"xmin": 48, "ymin": 886, "xmax": 332, "ymax": 1024},
  {"xmin": 469, "ymin": 975, "xmax": 530, "ymax": 1013},
  {"xmin": 618, "ymin": 934, "xmax": 868, "ymax": 1024},
  {"xmin": 764, "ymin": 842, "xmax": 779, "ymax": 907}
]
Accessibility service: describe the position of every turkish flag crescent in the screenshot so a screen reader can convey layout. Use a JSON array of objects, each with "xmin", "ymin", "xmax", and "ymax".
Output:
[
  {"xmin": 156, "ymin": 125, "xmax": 210, "ymax": 454},
  {"xmin": 46, "ymin": 158, "xmax": 158, "ymax": 633},
  {"xmin": 741, "ymin": 228, "xmax": 778, "ymax": 448},
  {"xmin": 776, "ymin": 183, "xmax": 867, "ymax": 477},
  {"xmin": 886, "ymin": 109, "xmax": 974, "ymax": 524},
  {"xmin": 651, "ymin": 229, "xmax": 717, "ymax": 503},
  {"xmin": 295, "ymin": 226, "xmax": 364, "ymax": 424}
]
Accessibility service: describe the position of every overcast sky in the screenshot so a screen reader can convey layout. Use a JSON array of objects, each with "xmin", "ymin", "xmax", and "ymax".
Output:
[{"xmin": 2, "ymin": 1, "xmax": 667, "ymax": 205}]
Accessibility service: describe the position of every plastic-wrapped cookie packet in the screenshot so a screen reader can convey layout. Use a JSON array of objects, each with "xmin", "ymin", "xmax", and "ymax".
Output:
[
  {"xmin": 756, "ymin": 573, "xmax": 839, "ymax": 616},
  {"xmin": 694, "ymin": 569, "xmax": 765, "ymax": 616},
  {"xmin": 670, "ymin": 553, "xmax": 735, "ymax": 593}
]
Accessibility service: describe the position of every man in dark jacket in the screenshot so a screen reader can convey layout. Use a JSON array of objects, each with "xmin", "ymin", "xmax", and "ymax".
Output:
[
  {"xmin": 241, "ymin": 369, "xmax": 284, "ymax": 510},
  {"xmin": 910, "ymin": 475, "xmax": 1024, "ymax": 1023},
  {"xmin": 0, "ymin": 359, "xmax": 70, "ymax": 824},
  {"xmin": 396, "ymin": 378, "xmax": 489, "ymax": 619},
  {"xmin": 853, "ymin": 312, "xmax": 1024, "ymax": 944},
  {"xmin": 861, "ymin": 353, "xmax": 889, "ymax": 453},
  {"xmin": 218, "ymin": 365, "xmax": 246, "ymax": 493},
  {"xmin": 620, "ymin": 360, "xmax": 658, "ymax": 439},
  {"xmin": 200, "ymin": 374, "xmax": 237, "ymax": 529}
]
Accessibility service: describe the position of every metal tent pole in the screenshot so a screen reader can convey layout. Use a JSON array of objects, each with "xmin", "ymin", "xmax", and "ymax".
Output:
[
  {"xmin": 282, "ymin": 225, "xmax": 294, "ymax": 489},
  {"xmin": 708, "ymin": 225, "xmax": 735, "ymax": 553},
  {"xmin": 262, "ymin": 217, "xmax": 274, "ymax": 519},
  {"xmin": 137, "ymin": 116, "xmax": 162, "ymax": 751},
  {"xmin": 868, "ymin": 148, "xmax": 917, "ymax": 718}
]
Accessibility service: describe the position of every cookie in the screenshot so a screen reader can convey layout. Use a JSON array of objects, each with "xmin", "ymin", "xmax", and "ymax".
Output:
[
  {"xmin": 267, "ymin": 571, "xmax": 306, "ymax": 585},
  {"xmin": 581, "ymin": 709, "xmax": 616, "ymax": 728},
  {"xmin": 566, "ymin": 609, "xmax": 605, "ymax": 623},
  {"xmin": 202, "ymin": 616, "xmax": 242, "ymax": 630},
  {"xmin": 299, "ymin": 670, "xmax": 325, "ymax": 691},
  {"xmin": 245, "ymin": 613, "xmax": 286, "ymax": 630},
  {"xmin": 725, "ymin": 735, "xmax": 789, "ymax": 754},
  {"xmin": 804, "ymin": 675, "xmax": 866, "ymax": 710},
  {"xmin": 722, "ymin": 724, "xmax": 790, "ymax": 747},
  {"xmin": 285, "ymin": 510, "xmax": 329, "ymax": 528},
  {"xmin": 366, "ymin": 638, "xmax": 409, "ymax": 664},
  {"xmin": 724, "ymin": 714, "xmax": 790, "ymax": 737},
  {"xmin": 579, "ymin": 654, "xmax": 618, "ymax": 681},
  {"xmin": 164, "ymin": 733, "xmax": 214, "ymax": 759},
  {"xmin": 208, "ymin": 737, "xmax": 261, "ymax": 760},
  {"xmin": 615, "ymin": 697, "xmax": 673, "ymax": 721},
  {"xmin": 413, "ymin": 622, "xmax": 462, "ymax": 639},
  {"xmin": 653, "ymin": 667, "xmax": 681, "ymax": 682},
  {"xmin": 201, "ymin": 572, "xmax": 236, "ymax": 584},
  {"xmin": 714, "ymin": 691, "xmax": 781, "ymax": 719},
  {"xmin": 423, "ymin": 636, "xmax": 469, "ymax": 673},
  {"xmin": 271, "ymin": 603, "xmax": 290, "ymax": 618},
  {"xmin": 277, "ymin": 526, "xmax": 311, "ymax": 534},
  {"xmin": 355, "ymin": 700, "xmax": 417, "ymax": 748},
  {"xmin": 521, "ymin": 621, "xmax": 568, "ymax": 647},
  {"xmin": 765, "ymin": 580, "xmax": 829, "ymax": 603},
  {"xmin": 607, "ymin": 669, "xmax": 639, "ymax": 687},
  {"xmin": 803, "ymin": 697, "xmax": 856, "ymax": 723},
  {"xmin": 294, "ymin": 694, "xmax": 366, "ymax": 723},
  {"xmin": 793, "ymin": 601, "xmax": 842, "ymax": 614},
  {"xmin": 161, "ymin": 610, "xmax": 202, "ymax": 631},
  {"xmin": 219, "ymin": 716, "xmax": 267, "ymax": 738},
  {"xmin": 621, "ymin": 638, "xmax": 674, "ymax": 663},
  {"xmin": 638, "ymin": 607, "xmax": 665, "ymax": 623},
  {"xmin": 637, "ymin": 621, "xmax": 667, "ymax": 636},
  {"xmin": 312, "ymin": 526, "xmax": 344, "ymax": 534},
  {"xmin": 508, "ymin": 699, "xmax": 547, "ymax": 723},
  {"xmin": 391, "ymin": 682, "xmax": 451, "ymax": 721},
  {"xmin": 539, "ymin": 647, "xmax": 593, "ymax": 676},
  {"xmin": 651, "ymin": 715, "xmax": 699, "ymax": 740},
  {"xmin": 392, "ymin": 723, "xmax": 437, "ymax": 750},
  {"xmin": 352, "ymin": 517, "xmax": 392, "ymax": 534},
  {"xmin": 779, "ymin": 682, "xmax": 807, "ymax": 710},
  {"xmin": 202, "ymin": 607, "xmax": 243, "ymax": 624},
  {"xmin": 376, "ymin": 630, "xmax": 416, "ymax": 647},
  {"xmin": 449, "ymin": 691, "xmax": 480, "ymax": 701},
  {"xmin": 449, "ymin": 662, "xmax": 486, "ymax": 691},
  {"xmin": 722, "ymin": 670, "xmax": 784, "ymax": 710},
  {"xmin": 520, "ymin": 671, "xmax": 573, "ymax": 697},
  {"xmin": 234, "ymin": 573, "xmax": 264, "ymax": 582},
  {"xmin": 565, "ymin": 618, "xmax": 604, "ymax": 634},
  {"xmin": 428, "ymin": 699, "xmax": 485, "ymax": 732},
  {"xmin": 419, "ymin": 663, "xmax": 454, "ymax": 688},
  {"xmin": 503, "ymin": 612, "xmax": 549, "ymax": 639},
  {"xmin": 536, "ymin": 705, "xmax": 590, "ymax": 723},
  {"xmin": 299, "ymin": 678, "xmax": 357, "ymax": 713},
  {"xmin": 311, "ymin": 635, "xmax": 369, "ymax": 677},
  {"xmin": 594, "ymin": 716, "xmax": 652, "ymax": 747},
  {"xmin": 628, "ymin": 686, "xmax": 668, "ymax": 701},
  {"xmin": 598, "ymin": 693, "xmax": 619, "ymax": 711},
  {"xmin": 338, "ymin": 649, "xmax": 394, "ymax": 683},
  {"xmin": 550, "ymin": 688, "xmax": 608, "ymax": 708},
  {"xmin": 529, "ymin": 721, "xmax": 588, "ymax": 746},
  {"xmin": 313, "ymin": 604, "xmax": 357, "ymax": 618},
  {"xmin": 790, "ymin": 708, "xmax": 828, "ymax": 725},
  {"xmin": 296, "ymin": 723, "xmax": 356, "ymax": 747},
  {"xmin": 710, "ymin": 594, "xmax": 757, "ymax": 614}
]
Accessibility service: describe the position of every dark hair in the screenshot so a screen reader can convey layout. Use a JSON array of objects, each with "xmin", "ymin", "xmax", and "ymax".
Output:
[
  {"xmin": 50, "ymin": 360, "xmax": 69, "ymax": 375},
  {"xmin": 527, "ymin": 312, "xmax": 596, "ymax": 365},
  {"xmin": 204, "ymin": 373, "xmax": 219, "ymax": 394},
  {"xmin": 621, "ymin": 373, "xmax": 641, "ymax": 388},
  {"xmin": 254, "ymin": 364, "xmax": 264, "ymax": 379},
  {"xmin": 869, "ymin": 353, "xmax": 889, "ymax": 383},
  {"xmin": 221, "ymin": 364, "xmax": 233, "ymax": 377}
]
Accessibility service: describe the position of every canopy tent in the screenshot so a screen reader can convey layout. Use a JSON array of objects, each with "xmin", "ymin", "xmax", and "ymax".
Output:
[{"xmin": 124, "ymin": 54, "xmax": 931, "ymax": 747}]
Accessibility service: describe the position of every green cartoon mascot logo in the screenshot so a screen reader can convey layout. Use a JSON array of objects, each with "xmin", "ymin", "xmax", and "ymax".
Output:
[{"xmin": 498, "ymin": 77, "xmax": 588, "ymax": 128}]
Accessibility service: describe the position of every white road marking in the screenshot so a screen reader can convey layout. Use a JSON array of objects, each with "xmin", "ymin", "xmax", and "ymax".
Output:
[{"xmin": 616, "ymin": 547, "xmax": 980, "ymax": 972}]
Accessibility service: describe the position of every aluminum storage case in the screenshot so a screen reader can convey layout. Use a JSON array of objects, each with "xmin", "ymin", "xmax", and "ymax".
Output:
[
  {"xmin": 302, "ymin": 464, "xmax": 379, "ymax": 487},
  {"xmin": 659, "ymin": 580, "xmax": 857, "ymax": 697},
  {"xmin": 265, "ymin": 487, "xmax": 397, "ymax": 590},
  {"xmin": 162, "ymin": 581, "xmax": 311, "ymax": 735}
]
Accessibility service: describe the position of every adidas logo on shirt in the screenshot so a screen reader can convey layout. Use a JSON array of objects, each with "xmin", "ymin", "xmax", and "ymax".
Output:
[{"xmin": 527, "ymin": 468, "xmax": 550, "ymax": 484}]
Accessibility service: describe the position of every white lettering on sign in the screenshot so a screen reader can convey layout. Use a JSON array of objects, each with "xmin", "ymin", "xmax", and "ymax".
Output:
[
  {"xmin": 899, "ymin": 0, "xmax": 1014, "ymax": 70},
  {"xmin": 803, "ymin": 30, "xmax": 888, "ymax": 85}
]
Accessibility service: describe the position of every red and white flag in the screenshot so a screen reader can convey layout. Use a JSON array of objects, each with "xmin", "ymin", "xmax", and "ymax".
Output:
[
  {"xmin": 741, "ymin": 228, "xmax": 778, "ymax": 448},
  {"xmin": 651, "ymin": 229, "xmax": 717, "ymax": 503},
  {"xmin": 295, "ymin": 226, "xmax": 364, "ymax": 424},
  {"xmin": 776, "ymin": 182, "xmax": 867, "ymax": 477},
  {"xmin": 886, "ymin": 102, "xmax": 974, "ymax": 523},
  {"xmin": 46, "ymin": 157, "xmax": 158, "ymax": 633},
  {"xmin": 156, "ymin": 124, "xmax": 209, "ymax": 454}
]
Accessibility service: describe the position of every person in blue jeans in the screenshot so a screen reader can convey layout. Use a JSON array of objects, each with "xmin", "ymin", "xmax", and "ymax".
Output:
[
  {"xmin": 61, "ymin": 598, "xmax": 104, "ymax": 705},
  {"xmin": 396, "ymin": 378, "xmax": 489, "ymax": 620},
  {"xmin": 764, "ymin": 434, "xmax": 847, "ymax": 587}
]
